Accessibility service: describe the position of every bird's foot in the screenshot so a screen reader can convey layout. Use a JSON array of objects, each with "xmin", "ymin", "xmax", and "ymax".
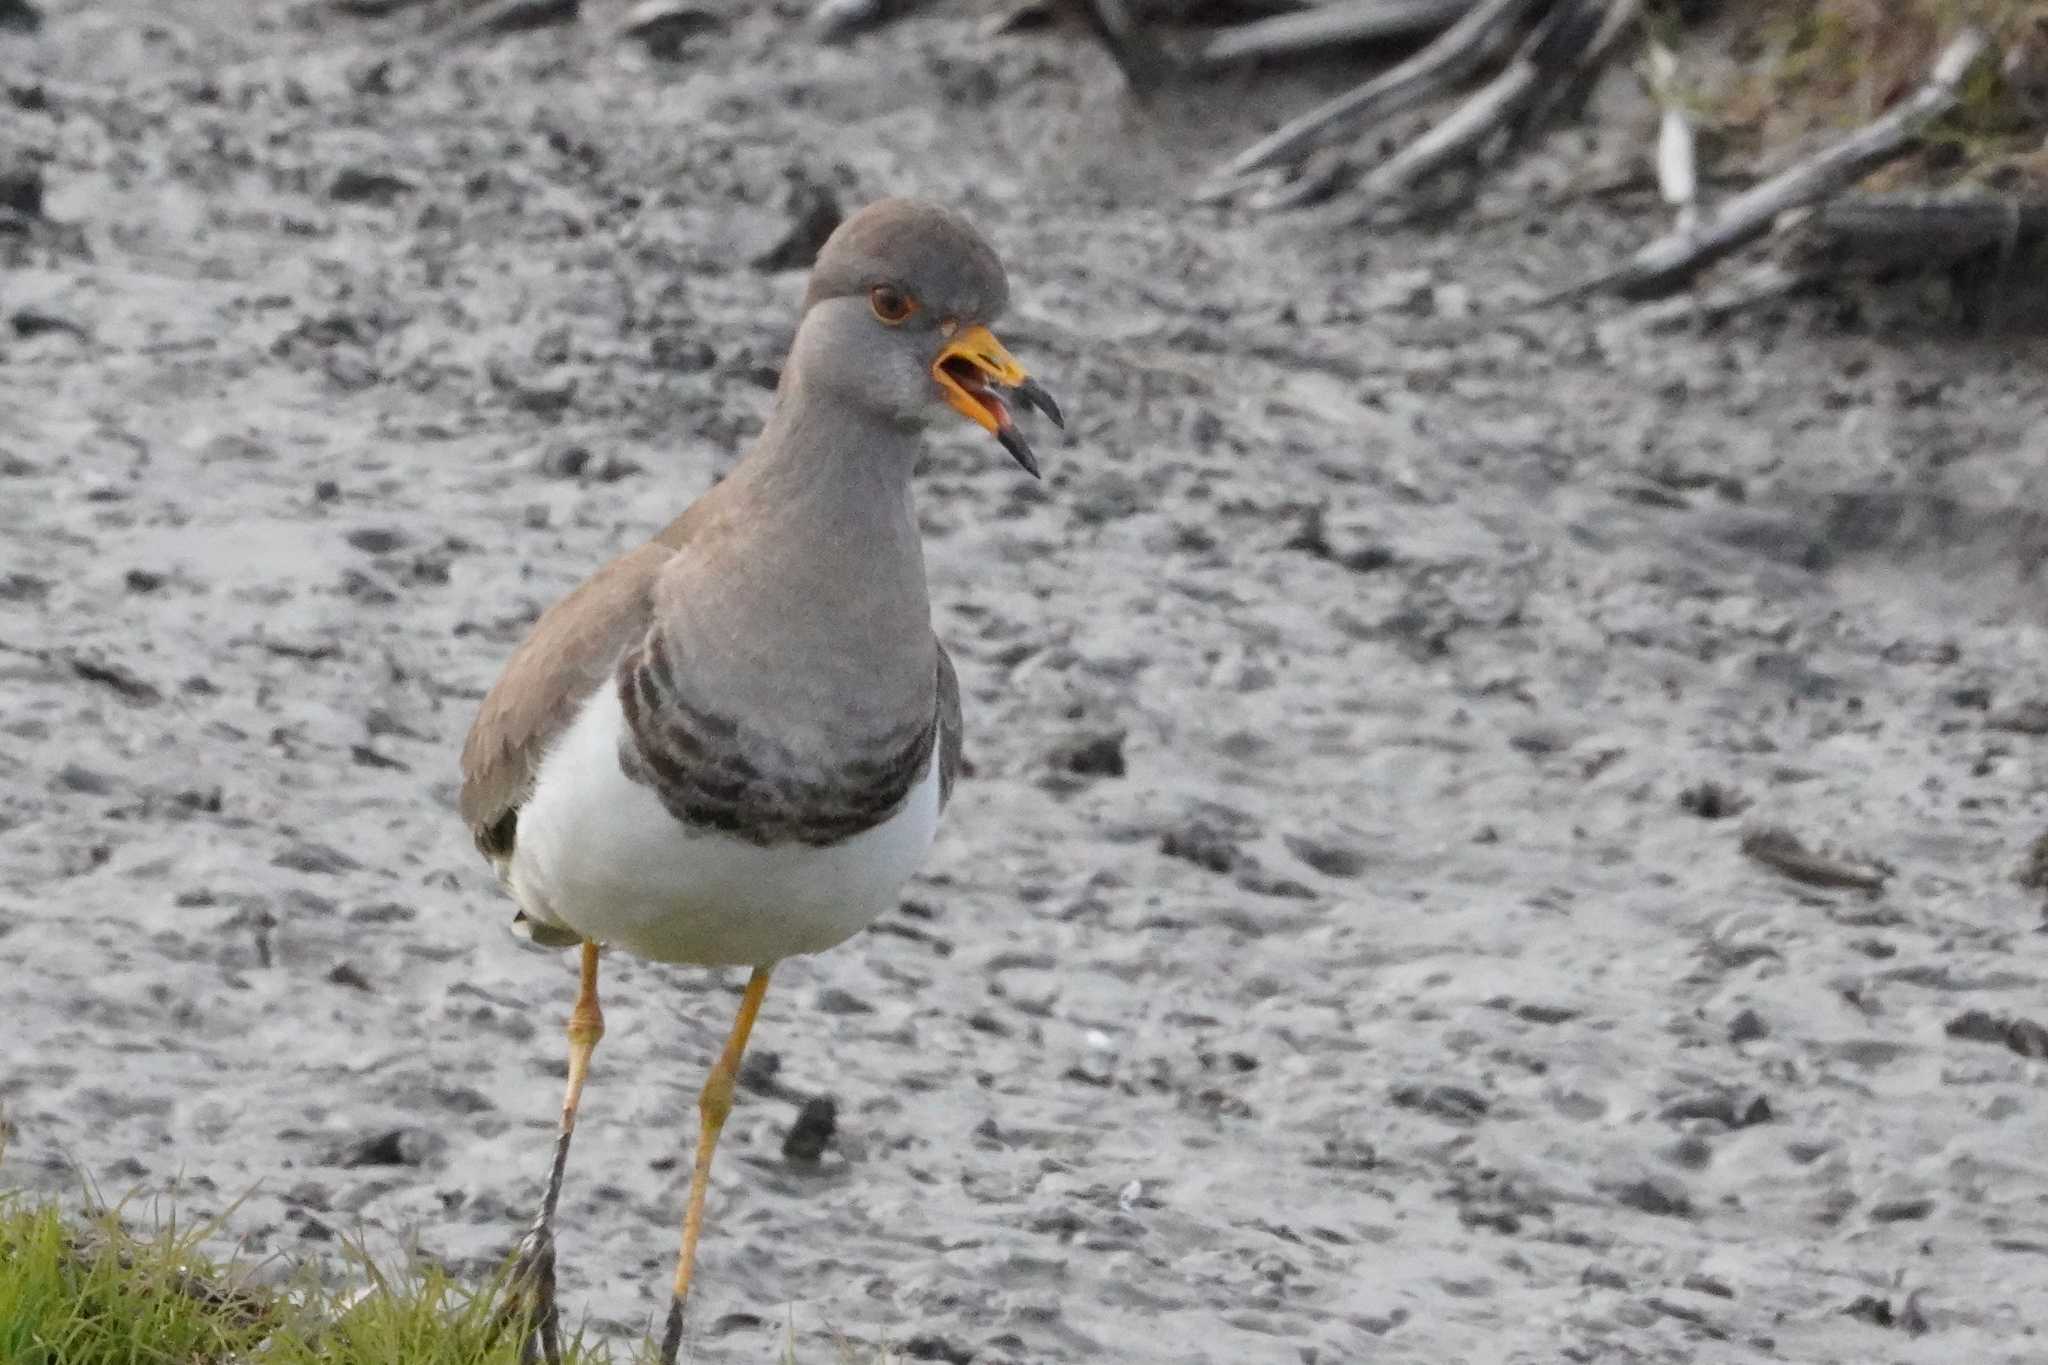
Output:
[{"xmin": 493, "ymin": 1214, "xmax": 564, "ymax": 1365}]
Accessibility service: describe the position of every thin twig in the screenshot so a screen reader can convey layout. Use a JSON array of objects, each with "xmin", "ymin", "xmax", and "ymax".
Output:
[
  {"xmin": 1196, "ymin": 0, "xmax": 1474, "ymax": 68},
  {"xmin": 1357, "ymin": 0, "xmax": 1607, "ymax": 203},
  {"xmin": 1195, "ymin": 0, "xmax": 1545, "ymax": 195}
]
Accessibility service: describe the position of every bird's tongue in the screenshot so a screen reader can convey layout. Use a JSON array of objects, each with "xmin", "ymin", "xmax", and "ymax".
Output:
[{"xmin": 947, "ymin": 359, "xmax": 1012, "ymax": 428}]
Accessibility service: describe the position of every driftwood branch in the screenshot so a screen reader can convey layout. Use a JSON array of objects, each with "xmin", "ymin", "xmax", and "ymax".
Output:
[
  {"xmin": 1195, "ymin": 0, "xmax": 1474, "ymax": 69},
  {"xmin": 1602, "ymin": 26, "xmax": 1993, "ymax": 299},
  {"xmin": 1516, "ymin": 0, "xmax": 1639, "ymax": 133},
  {"xmin": 1804, "ymin": 190, "xmax": 2048, "ymax": 267},
  {"xmin": 1355, "ymin": 0, "xmax": 1610, "ymax": 202},
  {"xmin": 1195, "ymin": 0, "xmax": 1544, "ymax": 195}
]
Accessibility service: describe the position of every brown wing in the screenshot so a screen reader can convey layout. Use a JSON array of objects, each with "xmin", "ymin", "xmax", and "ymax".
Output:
[
  {"xmin": 936, "ymin": 642, "xmax": 963, "ymax": 810},
  {"xmin": 458, "ymin": 540, "xmax": 675, "ymax": 863}
]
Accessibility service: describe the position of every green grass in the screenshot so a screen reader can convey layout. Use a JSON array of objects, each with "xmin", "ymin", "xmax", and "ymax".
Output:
[
  {"xmin": 0, "ymin": 1194, "xmax": 612, "ymax": 1364},
  {"xmin": 1706, "ymin": 0, "xmax": 2048, "ymax": 190},
  {"xmin": 0, "ymin": 1192, "xmax": 909, "ymax": 1363}
]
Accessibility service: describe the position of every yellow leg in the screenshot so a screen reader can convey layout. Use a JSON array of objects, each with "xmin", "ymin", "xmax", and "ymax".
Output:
[
  {"xmin": 657, "ymin": 966, "xmax": 773, "ymax": 1365},
  {"xmin": 505, "ymin": 941, "xmax": 604, "ymax": 1365},
  {"xmin": 544, "ymin": 940, "xmax": 606, "ymax": 1221}
]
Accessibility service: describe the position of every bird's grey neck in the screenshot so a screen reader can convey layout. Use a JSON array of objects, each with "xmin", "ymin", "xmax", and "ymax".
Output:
[
  {"xmin": 742, "ymin": 364, "xmax": 923, "ymax": 503},
  {"xmin": 689, "ymin": 371, "xmax": 934, "ymax": 706}
]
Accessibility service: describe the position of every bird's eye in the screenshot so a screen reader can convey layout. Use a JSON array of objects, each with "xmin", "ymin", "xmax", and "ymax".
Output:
[{"xmin": 868, "ymin": 285, "xmax": 915, "ymax": 324}]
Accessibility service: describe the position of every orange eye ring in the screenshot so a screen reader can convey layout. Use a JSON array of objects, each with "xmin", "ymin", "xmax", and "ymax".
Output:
[{"xmin": 868, "ymin": 284, "xmax": 916, "ymax": 325}]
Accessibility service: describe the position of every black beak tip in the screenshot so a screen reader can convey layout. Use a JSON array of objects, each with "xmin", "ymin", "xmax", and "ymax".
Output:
[
  {"xmin": 998, "ymin": 426, "xmax": 1042, "ymax": 479},
  {"xmin": 1018, "ymin": 377, "xmax": 1065, "ymax": 430}
]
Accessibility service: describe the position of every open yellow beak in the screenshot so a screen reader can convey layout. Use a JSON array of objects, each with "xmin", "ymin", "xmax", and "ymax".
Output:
[{"xmin": 932, "ymin": 324, "xmax": 1064, "ymax": 478}]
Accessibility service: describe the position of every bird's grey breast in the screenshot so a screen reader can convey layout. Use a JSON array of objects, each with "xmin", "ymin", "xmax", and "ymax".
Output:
[{"xmin": 614, "ymin": 625, "xmax": 938, "ymax": 847}]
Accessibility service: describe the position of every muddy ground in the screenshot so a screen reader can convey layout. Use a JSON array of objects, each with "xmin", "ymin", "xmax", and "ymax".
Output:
[{"xmin": 4, "ymin": 2, "xmax": 2048, "ymax": 1362}]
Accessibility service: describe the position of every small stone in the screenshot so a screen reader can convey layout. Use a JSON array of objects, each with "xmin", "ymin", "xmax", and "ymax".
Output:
[
  {"xmin": 1282, "ymin": 833, "xmax": 1367, "ymax": 879},
  {"xmin": 1048, "ymin": 730, "xmax": 1125, "ymax": 779},
  {"xmin": 781, "ymin": 1096, "xmax": 837, "ymax": 1164},
  {"xmin": 328, "ymin": 166, "xmax": 415, "ymax": 205},
  {"xmin": 1728, "ymin": 1008, "xmax": 1769, "ymax": 1044},
  {"xmin": 1160, "ymin": 819, "xmax": 1239, "ymax": 874},
  {"xmin": 538, "ymin": 444, "xmax": 591, "ymax": 479},
  {"xmin": 619, "ymin": 0, "xmax": 721, "ymax": 60},
  {"xmin": 0, "ymin": 162, "xmax": 42, "ymax": 217},
  {"xmin": 348, "ymin": 901, "xmax": 414, "ymax": 924},
  {"xmin": 813, "ymin": 986, "xmax": 872, "ymax": 1016},
  {"xmin": 326, "ymin": 961, "xmax": 374, "ymax": 992},
  {"xmin": 272, "ymin": 841, "xmax": 362, "ymax": 876},
  {"xmin": 1606, "ymin": 1173, "xmax": 1694, "ymax": 1219},
  {"xmin": 345, "ymin": 526, "xmax": 408, "ymax": 554},
  {"xmin": 331, "ymin": 1127, "xmax": 440, "ymax": 1168},
  {"xmin": 1389, "ymin": 1082, "xmax": 1489, "ymax": 1124},
  {"xmin": 1678, "ymin": 780, "xmax": 1748, "ymax": 819},
  {"xmin": 55, "ymin": 763, "xmax": 116, "ymax": 795},
  {"xmin": 1946, "ymin": 1009, "xmax": 2048, "ymax": 1059},
  {"xmin": 1869, "ymin": 1195, "xmax": 1935, "ymax": 1223},
  {"xmin": 899, "ymin": 1335, "xmax": 973, "ymax": 1365}
]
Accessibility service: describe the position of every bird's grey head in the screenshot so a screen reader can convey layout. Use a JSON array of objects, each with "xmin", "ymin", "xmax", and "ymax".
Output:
[{"xmin": 785, "ymin": 197, "xmax": 1062, "ymax": 477}]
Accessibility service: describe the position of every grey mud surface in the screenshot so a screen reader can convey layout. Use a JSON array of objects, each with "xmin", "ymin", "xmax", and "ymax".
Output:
[{"xmin": 3, "ymin": 3, "xmax": 2047, "ymax": 1362}]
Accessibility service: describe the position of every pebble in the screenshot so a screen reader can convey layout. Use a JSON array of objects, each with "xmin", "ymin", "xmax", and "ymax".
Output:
[
  {"xmin": 1045, "ymin": 729, "xmax": 1125, "ymax": 780},
  {"xmin": 331, "ymin": 1127, "xmax": 442, "ymax": 1168},
  {"xmin": 619, "ymin": 1, "xmax": 721, "ymax": 60},
  {"xmin": 781, "ymin": 1096, "xmax": 837, "ymax": 1164},
  {"xmin": 1946, "ymin": 1009, "xmax": 2048, "ymax": 1059},
  {"xmin": 1282, "ymin": 833, "xmax": 1366, "ymax": 879},
  {"xmin": 345, "ymin": 526, "xmax": 408, "ymax": 554},
  {"xmin": 1605, "ymin": 1173, "xmax": 1695, "ymax": 1219},
  {"xmin": 272, "ymin": 841, "xmax": 362, "ymax": 876},
  {"xmin": 1159, "ymin": 818, "xmax": 1240, "ymax": 874}
]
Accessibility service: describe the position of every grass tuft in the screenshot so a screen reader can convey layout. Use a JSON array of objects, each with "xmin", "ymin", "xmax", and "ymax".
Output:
[{"xmin": 0, "ymin": 1193, "xmax": 613, "ymax": 1364}]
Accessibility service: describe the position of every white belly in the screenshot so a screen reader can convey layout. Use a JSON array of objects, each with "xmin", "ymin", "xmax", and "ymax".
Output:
[{"xmin": 506, "ymin": 685, "xmax": 943, "ymax": 966}]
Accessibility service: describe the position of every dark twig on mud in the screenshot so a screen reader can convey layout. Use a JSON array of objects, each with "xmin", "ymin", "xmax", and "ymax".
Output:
[
  {"xmin": 1195, "ymin": 0, "xmax": 1544, "ymax": 197},
  {"xmin": 1591, "ymin": 27, "xmax": 1994, "ymax": 299},
  {"xmin": 1196, "ymin": 0, "xmax": 1474, "ymax": 69}
]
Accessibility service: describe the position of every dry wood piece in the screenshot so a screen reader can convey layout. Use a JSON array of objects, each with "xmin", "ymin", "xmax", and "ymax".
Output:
[
  {"xmin": 1196, "ymin": 0, "xmax": 1474, "ymax": 69},
  {"xmin": 1196, "ymin": 0, "xmax": 1544, "ymax": 196},
  {"xmin": 1804, "ymin": 190, "xmax": 2048, "ymax": 268},
  {"xmin": 1355, "ymin": 0, "xmax": 1606, "ymax": 203},
  {"xmin": 1601, "ymin": 26, "xmax": 1993, "ymax": 299},
  {"xmin": 1739, "ymin": 826, "xmax": 1889, "ymax": 894},
  {"xmin": 1648, "ymin": 40, "xmax": 1698, "ymax": 233}
]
